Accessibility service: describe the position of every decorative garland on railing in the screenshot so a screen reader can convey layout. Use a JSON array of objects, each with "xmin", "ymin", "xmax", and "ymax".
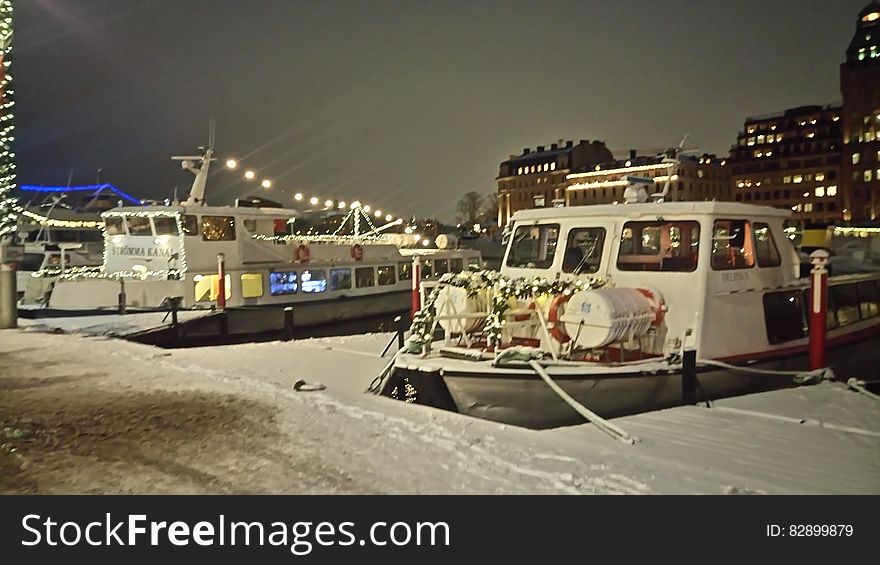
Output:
[{"xmin": 403, "ymin": 270, "xmax": 604, "ymax": 354}]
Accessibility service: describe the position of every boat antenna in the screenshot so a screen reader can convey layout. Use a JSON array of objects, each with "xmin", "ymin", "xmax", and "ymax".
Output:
[
  {"xmin": 173, "ymin": 119, "xmax": 217, "ymax": 206},
  {"xmin": 651, "ymin": 134, "xmax": 690, "ymax": 203}
]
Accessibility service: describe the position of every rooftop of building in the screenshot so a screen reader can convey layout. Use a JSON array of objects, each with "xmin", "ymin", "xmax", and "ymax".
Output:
[{"xmin": 743, "ymin": 104, "xmax": 842, "ymax": 124}]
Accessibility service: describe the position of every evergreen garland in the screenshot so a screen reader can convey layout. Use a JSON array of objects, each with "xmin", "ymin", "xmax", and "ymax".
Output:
[{"xmin": 0, "ymin": 1, "xmax": 15, "ymax": 239}]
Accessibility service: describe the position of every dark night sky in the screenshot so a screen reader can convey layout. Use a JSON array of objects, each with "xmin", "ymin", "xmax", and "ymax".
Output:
[{"xmin": 14, "ymin": 0, "xmax": 869, "ymax": 220}]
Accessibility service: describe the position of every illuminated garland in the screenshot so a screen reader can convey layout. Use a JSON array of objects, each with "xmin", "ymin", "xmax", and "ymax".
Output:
[
  {"xmin": 88, "ymin": 209, "xmax": 188, "ymax": 280},
  {"xmin": 30, "ymin": 265, "xmax": 102, "ymax": 278},
  {"xmin": 0, "ymin": 1, "xmax": 15, "ymax": 238},
  {"xmin": 17, "ymin": 208, "xmax": 103, "ymax": 229},
  {"xmin": 404, "ymin": 271, "xmax": 604, "ymax": 354}
]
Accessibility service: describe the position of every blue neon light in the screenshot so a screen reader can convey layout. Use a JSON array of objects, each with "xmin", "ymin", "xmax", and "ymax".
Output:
[{"xmin": 19, "ymin": 183, "xmax": 143, "ymax": 206}]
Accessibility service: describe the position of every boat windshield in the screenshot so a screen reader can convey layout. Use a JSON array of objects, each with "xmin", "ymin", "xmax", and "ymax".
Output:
[{"xmin": 506, "ymin": 223, "xmax": 560, "ymax": 269}]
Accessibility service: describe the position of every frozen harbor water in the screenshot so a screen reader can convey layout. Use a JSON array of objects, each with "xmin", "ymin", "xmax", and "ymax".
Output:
[{"xmin": 1, "ymin": 325, "xmax": 878, "ymax": 494}]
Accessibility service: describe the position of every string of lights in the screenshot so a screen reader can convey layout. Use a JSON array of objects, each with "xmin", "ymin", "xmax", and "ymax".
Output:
[
  {"xmin": 0, "ymin": 0, "xmax": 16, "ymax": 238},
  {"xmin": 221, "ymin": 156, "xmax": 402, "ymax": 223}
]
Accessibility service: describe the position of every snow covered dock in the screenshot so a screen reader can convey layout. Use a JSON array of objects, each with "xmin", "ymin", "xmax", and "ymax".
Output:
[{"xmin": 1, "ymin": 323, "xmax": 878, "ymax": 494}]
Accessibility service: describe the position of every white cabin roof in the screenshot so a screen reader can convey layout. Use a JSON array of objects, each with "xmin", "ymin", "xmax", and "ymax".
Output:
[
  {"xmin": 510, "ymin": 201, "xmax": 792, "ymax": 223},
  {"xmin": 102, "ymin": 204, "xmax": 301, "ymax": 219}
]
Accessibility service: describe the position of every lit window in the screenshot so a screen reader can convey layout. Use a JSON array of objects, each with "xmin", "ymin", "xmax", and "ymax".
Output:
[
  {"xmin": 301, "ymin": 269, "xmax": 327, "ymax": 293},
  {"xmin": 517, "ymin": 167, "xmax": 523, "ymax": 175},
  {"xmin": 827, "ymin": 185, "xmax": 838, "ymax": 196},
  {"xmin": 757, "ymin": 135, "xmax": 765, "ymax": 144},
  {"xmin": 864, "ymin": 12, "xmax": 880, "ymax": 23},
  {"xmin": 770, "ymin": 124, "xmax": 777, "ymax": 131},
  {"xmin": 755, "ymin": 151, "xmax": 763, "ymax": 158},
  {"xmin": 806, "ymin": 132, "xmax": 815, "ymax": 139},
  {"xmin": 550, "ymin": 162, "xmax": 556, "ymax": 170},
  {"xmin": 776, "ymin": 133, "xmax": 783, "ymax": 142},
  {"xmin": 737, "ymin": 181, "xmax": 745, "ymax": 188},
  {"xmin": 793, "ymin": 175, "xmax": 803, "ymax": 183},
  {"xmin": 766, "ymin": 151, "xmax": 773, "ymax": 157},
  {"xmin": 804, "ymin": 203, "xmax": 813, "ymax": 213},
  {"xmin": 747, "ymin": 137, "xmax": 756, "ymax": 146},
  {"xmin": 747, "ymin": 126, "xmax": 756, "ymax": 134},
  {"xmin": 815, "ymin": 186, "xmax": 825, "ymax": 197},
  {"xmin": 543, "ymin": 163, "xmax": 549, "ymax": 172},
  {"xmin": 241, "ymin": 273, "xmax": 264, "ymax": 298},
  {"xmin": 866, "ymin": 170, "xmax": 874, "ymax": 182},
  {"xmin": 815, "ymin": 172, "xmax": 825, "ymax": 182},
  {"xmin": 867, "ymin": 131, "xmax": 877, "ymax": 142},
  {"xmin": 810, "ymin": 119, "xmax": 817, "ymax": 125},
  {"xmin": 853, "ymin": 153, "xmax": 861, "ymax": 165},
  {"xmin": 805, "ymin": 174, "xmax": 812, "ymax": 181},
  {"xmin": 803, "ymin": 192, "xmax": 810, "ymax": 198},
  {"xmin": 783, "ymin": 176, "xmax": 791, "ymax": 184}
]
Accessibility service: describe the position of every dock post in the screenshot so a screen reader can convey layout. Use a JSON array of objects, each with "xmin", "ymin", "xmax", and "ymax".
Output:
[
  {"xmin": 216, "ymin": 253, "xmax": 226, "ymax": 310},
  {"xmin": 0, "ymin": 263, "xmax": 17, "ymax": 329},
  {"xmin": 397, "ymin": 315, "xmax": 405, "ymax": 349},
  {"xmin": 283, "ymin": 306, "xmax": 294, "ymax": 341},
  {"xmin": 682, "ymin": 347, "xmax": 697, "ymax": 405},
  {"xmin": 117, "ymin": 278, "xmax": 127, "ymax": 315},
  {"xmin": 411, "ymin": 255, "xmax": 421, "ymax": 319},
  {"xmin": 808, "ymin": 249, "xmax": 830, "ymax": 370}
]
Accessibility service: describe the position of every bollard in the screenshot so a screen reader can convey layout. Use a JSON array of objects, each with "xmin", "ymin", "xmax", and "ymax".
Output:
[
  {"xmin": 681, "ymin": 347, "xmax": 697, "ymax": 405},
  {"xmin": 117, "ymin": 278, "xmax": 127, "ymax": 315},
  {"xmin": 808, "ymin": 249, "xmax": 830, "ymax": 370},
  {"xmin": 0, "ymin": 264, "xmax": 17, "ymax": 329},
  {"xmin": 283, "ymin": 306, "xmax": 294, "ymax": 341},
  {"xmin": 397, "ymin": 314, "xmax": 405, "ymax": 349},
  {"xmin": 217, "ymin": 253, "xmax": 226, "ymax": 310},
  {"xmin": 411, "ymin": 255, "xmax": 421, "ymax": 320}
]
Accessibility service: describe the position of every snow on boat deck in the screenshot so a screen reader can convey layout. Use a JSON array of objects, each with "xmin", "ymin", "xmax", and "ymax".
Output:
[
  {"xmin": 0, "ymin": 328, "xmax": 877, "ymax": 494},
  {"xmin": 17, "ymin": 311, "xmax": 210, "ymax": 337}
]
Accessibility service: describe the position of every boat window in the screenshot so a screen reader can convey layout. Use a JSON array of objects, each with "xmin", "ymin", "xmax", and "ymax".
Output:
[
  {"xmin": 301, "ymin": 269, "xmax": 327, "ymax": 293},
  {"xmin": 20, "ymin": 253, "xmax": 45, "ymax": 271},
  {"xmin": 201, "ymin": 216, "xmax": 236, "ymax": 241},
  {"xmin": 421, "ymin": 260, "xmax": 433, "ymax": 278},
  {"xmin": 153, "ymin": 216, "xmax": 178, "ymax": 236},
  {"xmin": 451, "ymin": 258, "xmax": 464, "ymax": 273},
  {"xmin": 763, "ymin": 291, "xmax": 807, "ymax": 344},
  {"xmin": 398, "ymin": 262, "xmax": 412, "ymax": 281},
  {"xmin": 194, "ymin": 274, "xmax": 232, "ymax": 302},
  {"xmin": 506, "ymin": 223, "xmax": 560, "ymax": 269},
  {"xmin": 126, "ymin": 216, "xmax": 153, "ymax": 236},
  {"xmin": 241, "ymin": 273, "xmax": 264, "ymax": 298},
  {"xmin": 356, "ymin": 267, "xmax": 375, "ymax": 288},
  {"xmin": 858, "ymin": 280, "xmax": 879, "ymax": 319},
  {"xmin": 711, "ymin": 220, "xmax": 755, "ymax": 270},
  {"xmin": 243, "ymin": 219, "xmax": 257, "ymax": 234},
  {"xmin": 105, "ymin": 217, "xmax": 124, "ymax": 236},
  {"xmin": 182, "ymin": 215, "xmax": 199, "ymax": 236},
  {"xmin": 562, "ymin": 228, "xmax": 605, "ymax": 274},
  {"xmin": 468, "ymin": 257, "xmax": 481, "ymax": 271},
  {"xmin": 377, "ymin": 265, "xmax": 396, "ymax": 286},
  {"xmin": 269, "ymin": 271, "xmax": 298, "ymax": 296},
  {"xmin": 330, "ymin": 268, "xmax": 352, "ymax": 290},
  {"xmin": 832, "ymin": 284, "xmax": 861, "ymax": 326},
  {"xmin": 753, "ymin": 223, "xmax": 781, "ymax": 268},
  {"xmin": 435, "ymin": 259, "xmax": 449, "ymax": 276},
  {"xmin": 617, "ymin": 221, "xmax": 700, "ymax": 272}
]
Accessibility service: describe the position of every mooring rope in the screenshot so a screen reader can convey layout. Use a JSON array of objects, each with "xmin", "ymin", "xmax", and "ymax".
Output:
[
  {"xmin": 528, "ymin": 360, "xmax": 637, "ymax": 445},
  {"xmin": 696, "ymin": 358, "xmax": 834, "ymax": 384}
]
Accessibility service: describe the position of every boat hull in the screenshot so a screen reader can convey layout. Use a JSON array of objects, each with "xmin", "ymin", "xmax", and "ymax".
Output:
[{"xmin": 383, "ymin": 333, "xmax": 880, "ymax": 429}]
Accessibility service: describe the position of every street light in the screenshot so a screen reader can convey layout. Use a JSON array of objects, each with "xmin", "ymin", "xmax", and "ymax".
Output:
[
  {"xmin": 262, "ymin": 179, "xmax": 272, "ymax": 189},
  {"xmin": 310, "ymin": 196, "xmax": 319, "ymax": 206},
  {"xmin": 294, "ymin": 193, "xmax": 303, "ymax": 201},
  {"xmin": 225, "ymin": 159, "xmax": 238, "ymax": 169},
  {"xmin": 244, "ymin": 170, "xmax": 255, "ymax": 180}
]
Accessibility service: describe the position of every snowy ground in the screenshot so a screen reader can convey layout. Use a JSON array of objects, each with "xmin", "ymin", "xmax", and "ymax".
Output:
[{"xmin": 1, "ymin": 325, "xmax": 878, "ymax": 494}]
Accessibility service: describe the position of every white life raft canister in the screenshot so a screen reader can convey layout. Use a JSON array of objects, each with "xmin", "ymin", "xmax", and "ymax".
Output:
[{"xmin": 558, "ymin": 287, "xmax": 657, "ymax": 348}]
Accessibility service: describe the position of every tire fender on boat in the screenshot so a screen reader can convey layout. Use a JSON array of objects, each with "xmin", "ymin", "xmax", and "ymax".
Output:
[
  {"xmin": 547, "ymin": 294, "xmax": 571, "ymax": 343},
  {"xmin": 296, "ymin": 244, "xmax": 311, "ymax": 263},
  {"xmin": 635, "ymin": 287, "xmax": 666, "ymax": 326},
  {"xmin": 351, "ymin": 244, "xmax": 364, "ymax": 261}
]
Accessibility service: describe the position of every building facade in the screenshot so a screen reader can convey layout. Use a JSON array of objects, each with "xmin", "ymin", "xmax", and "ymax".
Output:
[
  {"xmin": 566, "ymin": 153, "xmax": 731, "ymax": 207},
  {"xmin": 496, "ymin": 139, "xmax": 613, "ymax": 226},
  {"xmin": 841, "ymin": 1, "xmax": 880, "ymax": 221},
  {"xmin": 729, "ymin": 105, "xmax": 843, "ymax": 224}
]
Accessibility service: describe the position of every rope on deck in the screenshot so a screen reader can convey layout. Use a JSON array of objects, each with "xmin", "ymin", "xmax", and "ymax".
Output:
[{"xmin": 846, "ymin": 378, "xmax": 880, "ymax": 402}]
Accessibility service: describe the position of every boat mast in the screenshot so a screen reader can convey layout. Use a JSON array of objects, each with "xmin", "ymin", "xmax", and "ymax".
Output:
[{"xmin": 174, "ymin": 120, "xmax": 216, "ymax": 207}]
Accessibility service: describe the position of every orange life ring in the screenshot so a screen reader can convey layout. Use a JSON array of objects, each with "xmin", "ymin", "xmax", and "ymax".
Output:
[
  {"xmin": 351, "ymin": 244, "xmax": 364, "ymax": 261},
  {"xmin": 513, "ymin": 301, "xmax": 536, "ymax": 322},
  {"xmin": 296, "ymin": 244, "xmax": 311, "ymax": 263},
  {"xmin": 547, "ymin": 294, "xmax": 571, "ymax": 343},
  {"xmin": 636, "ymin": 287, "xmax": 666, "ymax": 326}
]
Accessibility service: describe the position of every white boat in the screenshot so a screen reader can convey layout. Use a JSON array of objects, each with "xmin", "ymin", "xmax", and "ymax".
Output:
[
  {"xmin": 378, "ymin": 180, "xmax": 880, "ymax": 429},
  {"xmin": 41, "ymin": 144, "xmax": 481, "ymax": 334}
]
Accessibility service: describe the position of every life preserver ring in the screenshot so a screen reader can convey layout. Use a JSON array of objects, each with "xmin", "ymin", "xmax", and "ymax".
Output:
[
  {"xmin": 636, "ymin": 287, "xmax": 666, "ymax": 326},
  {"xmin": 547, "ymin": 294, "xmax": 571, "ymax": 343},
  {"xmin": 513, "ymin": 300, "xmax": 536, "ymax": 322},
  {"xmin": 296, "ymin": 244, "xmax": 310, "ymax": 263},
  {"xmin": 351, "ymin": 244, "xmax": 364, "ymax": 261}
]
